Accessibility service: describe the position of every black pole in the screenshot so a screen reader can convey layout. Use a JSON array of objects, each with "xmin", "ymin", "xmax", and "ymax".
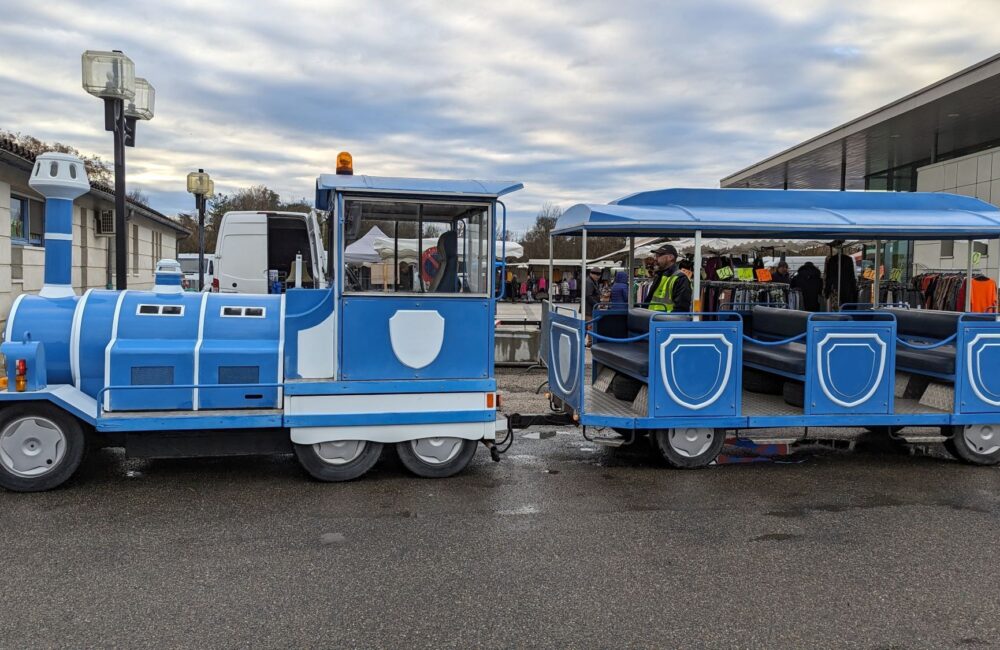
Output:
[
  {"xmin": 197, "ymin": 169, "xmax": 206, "ymax": 291},
  {"xmin": 107, "ymin": 97, "xmax": 128, "ymax": 290}
]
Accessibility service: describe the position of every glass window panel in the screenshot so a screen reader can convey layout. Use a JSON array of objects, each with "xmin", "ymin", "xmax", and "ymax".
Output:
[{"xmin": 343, "ymin": 199, "xmax": 490, "ymax": 295}]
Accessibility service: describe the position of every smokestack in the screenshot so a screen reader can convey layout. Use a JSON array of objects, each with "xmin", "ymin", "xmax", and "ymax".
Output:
[{"xmin": 28, "ymin": 152, "xmax": 90, "ymax": 298}]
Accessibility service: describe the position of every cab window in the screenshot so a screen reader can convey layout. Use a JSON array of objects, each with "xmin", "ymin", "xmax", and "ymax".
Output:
[{"xmin": 342, "ymin": 199, "xmax": 490, "ymax": 295}]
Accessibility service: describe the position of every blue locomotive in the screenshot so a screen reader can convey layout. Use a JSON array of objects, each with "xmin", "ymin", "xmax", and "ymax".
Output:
[{"xmin": 0, "ymin": 152, "xmax": 520, "ymax": 491}]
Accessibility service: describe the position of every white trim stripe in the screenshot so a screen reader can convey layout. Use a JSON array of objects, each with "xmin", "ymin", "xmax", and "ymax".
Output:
[
  {"xmin": 277, "ymin": 294, "xmax": 286, "ymax": 403},
  {"xmin": 103, "ymin": 291, "xmax": 128, "ymax": 412},
  {"xmin": 70, "ymin": 288, "xmax": 94, "ymax": 389},
  {"xmin": 4, "ymin": 293, "xmax": 27, "ymax": 344},
  {"xmin": 193, "ymin": 292, "xmax": 210, "ymax": 411},
  {"xmin": 44, "ymin": 233, "xmax": 73, "ymax": 241}
]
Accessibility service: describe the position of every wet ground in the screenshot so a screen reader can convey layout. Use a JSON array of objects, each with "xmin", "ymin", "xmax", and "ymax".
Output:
[{"xmin": 2, "ymin": 368, "xmax": 1000, "ymax": 648}]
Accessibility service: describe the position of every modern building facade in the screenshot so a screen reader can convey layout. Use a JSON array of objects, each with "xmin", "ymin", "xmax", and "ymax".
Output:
[
  {"xmin": 0, "ymin": 136, "xmax": 189, "ymax": 327},
  {"xmin": 721, "ymin": 53, "xmax": 1000, "ymax": 280}
]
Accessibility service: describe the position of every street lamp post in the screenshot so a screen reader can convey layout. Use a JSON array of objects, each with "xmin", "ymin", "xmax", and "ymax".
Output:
[
  {"xmin": 186, "ymin": 170, "xmax": 213, "ymax": 291},
  {"xmin": 81, "ymin": 50, "xmax": 155, "ymax": 290}
]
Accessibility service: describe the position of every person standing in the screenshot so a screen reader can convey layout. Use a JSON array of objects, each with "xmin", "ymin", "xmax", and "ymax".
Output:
[
  {"xmin": 585, "ymin": 268, "xmax": 603, "ymax": 316},
  {"xmin": 538, "ymin": 275, "xmax": 547, "ymax": 299},
  {"xmin": 772, "ymin": 261, "xmax": 791, "ymax": 284},
  {"xmin": 610, "ymin": 270, "xmax": 629, "ymax": 305},
  {"xmin": 561, "ymin": 275, "xmax": 570, "ymax": 304},
  {"xmin": 568, "ymin": 272, "xmax": 578, "ymax": 302},
  {"xmin": 646, "ymin": 244, "xmax": 692, "ymax": 313}
]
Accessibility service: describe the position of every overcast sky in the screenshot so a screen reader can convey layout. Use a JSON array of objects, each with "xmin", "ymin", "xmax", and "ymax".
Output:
[{"xmin": 3, "ymin": 0, "xmax": 1000, "ymax": 232}]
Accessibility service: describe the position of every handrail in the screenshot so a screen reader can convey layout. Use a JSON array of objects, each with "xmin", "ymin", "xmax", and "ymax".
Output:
[
  {"xmin": 589, "ymin": 331, "xmax": 650, "ymax": 343},
  {"xmin": 97, "ymin": 382, "xmax": 283, "ymax": 417},
  {"xmin": 743, "ymin": 333, "xmax": 806, "ymax": 346},
  {"xmin": 896, "ymin": 334, "xmax": 957, "ymax": 350}
]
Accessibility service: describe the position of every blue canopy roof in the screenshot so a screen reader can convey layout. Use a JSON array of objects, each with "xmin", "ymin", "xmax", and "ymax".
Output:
[
  {"xmin": 316, "ymin": 174, "xmax": 523, "ymax": 198},
  {"xmin": 554, "ymin": 188, "xmax": 1000, "ymax": 240}
]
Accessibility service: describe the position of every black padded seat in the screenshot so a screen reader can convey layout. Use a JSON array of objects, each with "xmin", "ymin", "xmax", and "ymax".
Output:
[
  {"xmin": 592, "ymin": 340, "xmax": 650, "ymax": 379},
  {"xmin": 884, "ymin": 308, "xmax": 959, "ymax": 377},
  {"xmin": 591, "ymin": 309, "xmax": 690, "ymax": 380},
  {"xmin": 895, "ymin": 345, "xmax": 956, "ymax": 376},
  {"xmin": 743, "ymin": 341, "xmax": 808, "ymax": 376}
]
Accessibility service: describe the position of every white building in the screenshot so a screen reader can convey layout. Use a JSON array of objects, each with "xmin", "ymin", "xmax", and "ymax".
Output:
[{"xmin": 0, "ymin": 137, "xmax": 189, "ymax": 327}]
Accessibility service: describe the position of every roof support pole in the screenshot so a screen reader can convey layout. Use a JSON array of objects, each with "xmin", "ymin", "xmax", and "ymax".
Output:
[
  {"xmin": 693, "ymin": 230, "xmax": 703, "ymax": 318},
  {"xmin": 548, "ymin": 234, "xmax": 554, "ymax": 308},
  {"xmin": 581, "ymin": 230, "xmax": 588, "ymax": 318},
  {"xmin": 627, "ymin": 236, "xmax": 635, "ymax": 309},
  {"xmin": 966, "ymin": 239, "xmax": 973, "ymax": 312},
  {"xmin": 873, "ymin": 239, "xmax": 881, "ymax": 306}
]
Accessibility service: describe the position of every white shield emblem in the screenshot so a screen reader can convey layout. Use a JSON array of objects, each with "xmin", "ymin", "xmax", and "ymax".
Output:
[
  {"xmin": 389, "ymin": 310, "xmax": 445, "ymax": 369},
  {"xmin": 559, "ymin": 333, "xmax": 572, "ymax": 386}
]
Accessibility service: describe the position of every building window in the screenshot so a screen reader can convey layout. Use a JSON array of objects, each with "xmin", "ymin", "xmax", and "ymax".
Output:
[
  {"xmin": 151, "ymin": 230, "xmax": 163, "ymax": 264},
  {"xmin": 10, "ymin": 194, "xmax": 44, "ymax": 246},
  {"xmin": 131, "ymin": 224, "xmax": 139, "ymax": 275},
  {"xmin": 940, "ymin": 240, "xmax": 954, "ymax": 258},
  {"xmin": 974, "ymin": 241, "xmax": 989, "ymax": 258}
]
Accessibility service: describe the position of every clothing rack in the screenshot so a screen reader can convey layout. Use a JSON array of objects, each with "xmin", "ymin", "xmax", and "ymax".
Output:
[{"xmin": 702, "ymin": 280, "xmax": 790, "ymax": 313}]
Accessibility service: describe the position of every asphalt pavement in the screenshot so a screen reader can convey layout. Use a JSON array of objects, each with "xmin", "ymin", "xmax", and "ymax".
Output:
[{"xmin": 2, "ymin": 368, "xmax": 1000, "ymax": 648}]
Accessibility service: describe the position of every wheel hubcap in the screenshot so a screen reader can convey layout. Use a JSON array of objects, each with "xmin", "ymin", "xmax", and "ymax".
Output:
[
  {"xmin": 0, "ymin": 417, "xmax": 66, "ymax": 477},
  {"xmin": 411, "ymin": 437, "xmax": 463, "ymax": 465},
  {"xmin": 963, "ymin": 424, "xmax": 1000, "ymax": 455},
  {"xmin": 314, "ymin": 440, "xmax": 367, "ymax": 465},
  {"xmin": 668, "ymin": 428, "xmax": 714, "ymax": 458}
]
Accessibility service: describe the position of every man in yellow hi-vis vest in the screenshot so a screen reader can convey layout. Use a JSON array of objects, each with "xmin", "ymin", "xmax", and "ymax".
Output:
[{"xmin": 646, "ymin": 244, "xmax": 692, "ymax": 312}]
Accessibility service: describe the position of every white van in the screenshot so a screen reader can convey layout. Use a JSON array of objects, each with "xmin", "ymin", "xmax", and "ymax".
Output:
[
  {"xmin": 213, "ymin": 211, "xmax": 327, "ymax": 293},
  {"xmin": 177, "ymin": 253, "xmax": 214, "ymax": 291}
]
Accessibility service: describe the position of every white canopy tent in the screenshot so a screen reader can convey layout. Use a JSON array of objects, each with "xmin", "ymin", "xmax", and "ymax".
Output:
[{"xmin": 343, "ymin": 226, "xmax": 389, "ymax": 264}]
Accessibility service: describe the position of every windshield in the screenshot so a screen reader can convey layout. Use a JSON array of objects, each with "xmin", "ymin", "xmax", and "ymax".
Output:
[{"xmin": 179, "ymin": 258, "xmax": 206, "ymax": 274}]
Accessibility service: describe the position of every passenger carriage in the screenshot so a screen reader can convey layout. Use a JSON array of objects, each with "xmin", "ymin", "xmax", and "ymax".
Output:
[
  {"xmin": 0, "ymin": 152, "xmax": 521, "ymax": 491},
  {"xmin": 543, "ymin": 188, "xmax": 1000, "ymax": 467}
]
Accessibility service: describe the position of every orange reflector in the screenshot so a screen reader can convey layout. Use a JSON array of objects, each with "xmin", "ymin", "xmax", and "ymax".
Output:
[
  {"xmin": 15, "ymin": 376, "xmax": 25, "ymax": 392},
  {"xmin": 0, "ymin": 376, "xmax": 7, "ymax": 390},
  {"xmin": 486, "ymin": 393, "xmax": 495, "ymax": 408}
]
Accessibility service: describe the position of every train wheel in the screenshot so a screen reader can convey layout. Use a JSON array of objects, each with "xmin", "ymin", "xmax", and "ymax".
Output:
[
  {"xmin": 0, "ymin": 404, "xmax": 85, "ymax": 492},
  {"xmin": 944, "ymin": 425, "xmax": 1000, "ymax": 466},
  {"xmin": 653, "ymin": 428, "xmax": 725, "ymax": 469},
  {"xmin": 396, "ymin": 437, "xmax": 477, "ymax": 478},
  {"xmin": 294, "ymin": 440, "xmax": 383, "ymax": 481}
]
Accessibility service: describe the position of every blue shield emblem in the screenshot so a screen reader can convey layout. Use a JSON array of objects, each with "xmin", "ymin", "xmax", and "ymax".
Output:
[
  {"xmin": 816, "ymin": 333, "xmax": 886, "ymax": 408},
  {"xmin": 659, "ymin": 334, "xmax": 733, "ymax": 410}
]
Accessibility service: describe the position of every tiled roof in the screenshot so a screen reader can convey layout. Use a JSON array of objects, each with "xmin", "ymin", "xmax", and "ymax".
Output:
[{"xmin": 0, "ymin": 135, "xmax": 190, "ymax": 236}]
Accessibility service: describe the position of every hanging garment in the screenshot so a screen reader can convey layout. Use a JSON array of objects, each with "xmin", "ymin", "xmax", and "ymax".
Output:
[{"xmin": 970, "ymin": 276, "xmax": 998, "ymax": 312}]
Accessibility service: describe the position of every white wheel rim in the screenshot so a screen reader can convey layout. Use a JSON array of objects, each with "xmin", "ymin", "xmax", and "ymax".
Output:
[
  {"xmin": 0, "ymin": 416, "xmax": 66, "ymax": 477},
  {"xmin": 668, "ymin": 428, "xmax": 714, "ymax": 458},
  {"xmin": 963, "ymin": 424, "xmax": 1000, "ymax": 456},
  {"xmin": 313, "ymin": 440, "xmax": 367, "ymax": 465},
  {"xmin": 411, "ymin": 437, "xmax": 463, "ymax": 465}
]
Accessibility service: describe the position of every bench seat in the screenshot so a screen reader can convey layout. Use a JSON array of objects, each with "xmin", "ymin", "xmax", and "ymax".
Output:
[
  {"xmin": 743, "ymin": 341, "xmax": 808, "ymax": 376},
  {"xmin": 590, "ymin": 308, "xmax": 689, "ymax": 380},
  {"xmin": 885, "ymin": 308, "xmax": 959, "ymax": 378},
  {"xmin": 592, "ymin": 340, "xmax": 649, "ymax": 378}
]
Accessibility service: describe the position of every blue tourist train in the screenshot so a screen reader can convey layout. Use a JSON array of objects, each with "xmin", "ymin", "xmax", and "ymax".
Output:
[{"xmin": 0, "ymin": 152, "xmax": 520, "ymax": 491}]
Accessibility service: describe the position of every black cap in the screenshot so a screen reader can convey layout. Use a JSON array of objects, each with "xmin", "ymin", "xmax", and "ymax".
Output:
[
  {"xmin": 588, "ymin": 267, "xmax": 602, "ymax": 275},
  {"xmin": 651, "ymin": 244, "xmax": 678, "ymax": 257}
]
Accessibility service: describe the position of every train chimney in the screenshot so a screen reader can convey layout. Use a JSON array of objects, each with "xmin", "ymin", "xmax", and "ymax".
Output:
[{"xmin": 28, "ymin": 152, "xmax": 90, "ymax": 299}]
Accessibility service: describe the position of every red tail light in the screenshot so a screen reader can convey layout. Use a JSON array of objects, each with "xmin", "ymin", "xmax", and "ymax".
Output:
[
  {"xmin": 211, "ymin": 278, "xmax": 219, "ymax": 292},
  {"xmin": 15, "ymin": 359, "xmax": 26, "ymax": 376}
]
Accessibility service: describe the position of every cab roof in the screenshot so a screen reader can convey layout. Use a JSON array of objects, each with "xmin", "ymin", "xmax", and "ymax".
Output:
[
  {"xmin": 554, "ymin": 188, "xmax": 1000, "ymax": 240},
  {"xmin": 315, "ymin": 174, "xmax": 523, "ymax": 208}
]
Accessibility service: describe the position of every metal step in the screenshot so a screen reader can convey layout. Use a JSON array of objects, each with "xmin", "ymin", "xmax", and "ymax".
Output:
[
  {"xmin": 591, "ymin": 434, "xmax": 628, "ymax": 447},
  {"xmin": 897, "ymin": 434, "xmax": 947, "ymax": 444}
]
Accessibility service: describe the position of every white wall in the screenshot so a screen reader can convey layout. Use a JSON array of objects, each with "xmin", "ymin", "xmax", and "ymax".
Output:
[{"xmin": 916, "ymin": 148, "xmax": 1000, "ymax": 279}]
